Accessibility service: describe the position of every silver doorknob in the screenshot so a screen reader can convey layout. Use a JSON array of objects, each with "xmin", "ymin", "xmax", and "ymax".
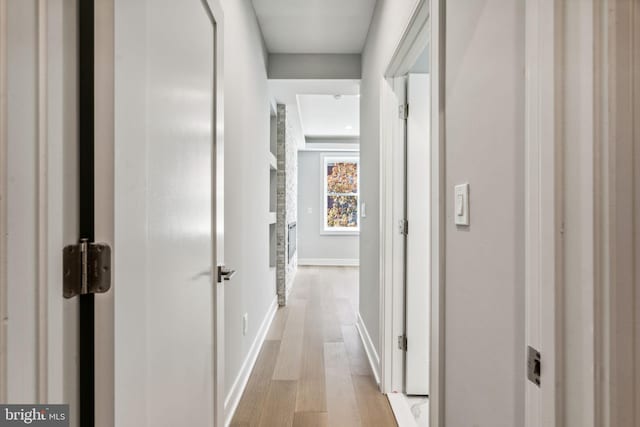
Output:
[{"xmin": 217, "ymin": 266, "xmax": 236, "ymax": 282}]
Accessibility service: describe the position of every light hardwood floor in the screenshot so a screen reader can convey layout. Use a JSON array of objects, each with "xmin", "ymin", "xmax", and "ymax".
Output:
[{"xmin": 230, "ymin": 266, "xmax": 397, "ymax": 427}]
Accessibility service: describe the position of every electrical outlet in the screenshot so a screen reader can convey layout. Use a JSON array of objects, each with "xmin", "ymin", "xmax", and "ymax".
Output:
[{"xmin": 242, "ymin": 313, "xmax": 248, "ymax": 336}]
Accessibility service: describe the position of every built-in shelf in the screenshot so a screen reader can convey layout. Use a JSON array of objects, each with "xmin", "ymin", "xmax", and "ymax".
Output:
[
  {"xmin": 269, "ymin": 223, "xmax": 276, "ymax": 268},
  {"xmin": 269, "ymin": 168, "xmax": 277, "ymax": 212},
  {"xmin": 269, "ymin": 152, "xmax": 277, "ymax": 170},
  {"xmin": 270, "ymin": 114, "xmax": 277, "ymax": 158},
  {"xmin": 269, "ymin": 109, "xmax": 278, "ymax": 270}
]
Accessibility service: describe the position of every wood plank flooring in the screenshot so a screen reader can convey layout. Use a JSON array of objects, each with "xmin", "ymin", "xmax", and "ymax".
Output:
[{"xmin": 230, "ymin": 267, "xmax": 397, "ymax": 427}]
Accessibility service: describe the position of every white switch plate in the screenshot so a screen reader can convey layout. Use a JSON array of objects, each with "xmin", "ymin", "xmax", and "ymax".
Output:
[{"xmin": 454, "ymin": 183, "xmax": 470, "ymax": 226}]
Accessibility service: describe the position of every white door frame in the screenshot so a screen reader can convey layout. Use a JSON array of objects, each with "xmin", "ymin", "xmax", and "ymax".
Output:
[
  {"xmin": 0, "ymin": 0, "xmax": 79, "ymax": 414},
  {"xmin": 379, "ymin": 74, "xmax": 406, "ymax": 395},
  {"xmin": 0, "ymin": 0, "xmax": 7, "ymax": 403},
  {"xmin": 379, "ymin": 0, "xmax": 444, "ymax": 421},
  {"xmin": 428, "ymin": 1, "xmax": 444, "ymax": 424},
  {"xmin": 205, "ymin": 1, "xmax": 226, "ymax": 423},
  {"xmin": 523, "ymin": 0, "xmax": 563, "ymax": 425},
  {"xmin": 594, "ymin": 1, "xmax": 639, "ymax": 425}
]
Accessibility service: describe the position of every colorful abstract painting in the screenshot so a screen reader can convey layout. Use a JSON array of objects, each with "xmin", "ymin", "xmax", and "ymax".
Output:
[{"xmin": 324, "ymin": 159, "xmax": 359, "ymax": 230}]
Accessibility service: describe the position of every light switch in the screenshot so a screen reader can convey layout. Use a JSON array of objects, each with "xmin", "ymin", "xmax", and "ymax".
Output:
[
  {"xmin": 361, "ymin": 202, "xmax": 367, "ymax": 218},
  {"xmin": 454, "ymin": 183, "xmax": 469, "ymax": 226}
]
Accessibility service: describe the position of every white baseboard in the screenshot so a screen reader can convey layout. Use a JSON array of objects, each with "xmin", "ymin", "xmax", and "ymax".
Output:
[
  {"xmin": 356, "ymin": 312, "xmax": 381, "ymax": 385},
  {"xmin": 298, "ymin": 258, "xmax": 359, "ymax": 267},
  {"xmin": 224, "ymin": 296, "xmax": 278, "ymax": 427}
]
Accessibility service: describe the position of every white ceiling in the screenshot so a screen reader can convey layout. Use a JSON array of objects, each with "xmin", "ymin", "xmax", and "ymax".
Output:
[
  {"xmin": 269, "ymin": 80, "xmax": 360, "ymax": 150},
  {"xmin": 297, "ymin": 94, "xmax": 360, "ymax": 138},
  {"xmin": 251, "ymin": 0, "xmax": 377, "ymax": 54}
]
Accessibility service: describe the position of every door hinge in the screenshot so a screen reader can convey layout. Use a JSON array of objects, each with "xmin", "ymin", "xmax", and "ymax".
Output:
[
  {"xmin": 399, "ymin": 104, "xmax": 409, "ymax": 120},
  {"xmin": 399, "ymin": 219, "xmax": 409, "ymax": 236},
  {"xmin": 527, "ymin": 346, "xmax": 541, "ymax": 387},
  {"xmin": 63, "ymin": 239, "xmax": 112, "ymax": 298},
  {"xmin": 398, "ymin": 335, "xmax": 408, "ymax": 351}
]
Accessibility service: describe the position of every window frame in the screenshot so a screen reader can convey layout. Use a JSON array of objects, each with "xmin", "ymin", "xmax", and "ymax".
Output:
[{"xmin": 321, "ymin": 154, "xmax": 360, "ymax": 235}]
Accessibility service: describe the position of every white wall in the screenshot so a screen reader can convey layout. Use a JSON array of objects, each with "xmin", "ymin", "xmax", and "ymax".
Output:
[
  {"xmin": 268, "ymin": 54, "xmax": 361, "ymax": 79},
  {"xmin": 362, "ymin": 1, "xmax": 525, "ymax": 425},
  {"xmin": 444, "ymin": 2, "xmax": 525, "ymax": 426},
  {"xmin": 5, "ymin": 0, "xmax": 39, "ymax": 401},
  {"xmin": 359, "ymin": 0, "xmax": 419, "ymax": 361},
  {"xmin": 297, "ymin": 151, "xmax": 359, "ymax": 264},
  {"xmin": 220, "ymin": 0, "xmax": 276, "ymax": 406}
]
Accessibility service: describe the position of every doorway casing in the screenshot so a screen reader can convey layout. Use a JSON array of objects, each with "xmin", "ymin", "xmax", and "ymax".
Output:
[{"xmin": 378, "ymin": 1, "xmax": 444, "ymax": 426}]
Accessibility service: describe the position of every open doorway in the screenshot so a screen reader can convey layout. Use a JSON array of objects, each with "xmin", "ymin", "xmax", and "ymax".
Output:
[
  {"xmin": 296, "ymin": 92, "xmax": 361, "ymax": 269},
  {"xmin": 385, "ymin": 56, "xmax": 431, "ymax": 427},
  {"xmin": 379, "ymin": 2, "xmax": 435, "ymax": 426},
  {"xmin": 226, "ymin": 80, "xmax": 396, "ymax": 426}
]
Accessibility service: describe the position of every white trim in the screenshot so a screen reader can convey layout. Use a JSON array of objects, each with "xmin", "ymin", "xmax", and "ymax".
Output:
[
  {"xmin": 200, "ymin": 1, "xmax": 226, "ymax": 425},
  {"xmin": 299, "ymin": 146, "xmax": 360, "ymax": 153},
  {"xmin": 524, "ymin": 0, "xmax": 565, "ymax": 426},
  {"xmin": 224, "ymin": 296, "xmax": 278, "ymax": 427},
  {"xmin": 387, "ymin": 393, "xmax": 418, "ymax": 427},
  {"xmin": 379, "ymin": 75, "xmax": 396, "ymax": 394},
  {"xmin": 36, "ymin": 0, "xmax": 48, "ymax": 401},
  {"xmin": 0, "ymin": 0, "xmax": 6, "ymax": 403},
  {"xmin": 596, "ymin": 2, "xmax": 638, "ymax": 425},
  {"xmin": 428, "ymin": 1, "xmax": 444, "ymax": 425},
  {"xmin": 297, "ymin": 258, "xmax": 359, "ymax": 267},
  {"xmin": 385, "ymin": 0, "xmax": 430, "ymax": 77},
  {"xmin": 356, "ymin": 312, "xmax": 381, "ymax": 385},
  {"xmin": 94, "ymin": 0, "xmax": 115, "ymax": 422},
  {"xmin": 380, "ymin": 0, "xmax": 442, "ymax": 411}
]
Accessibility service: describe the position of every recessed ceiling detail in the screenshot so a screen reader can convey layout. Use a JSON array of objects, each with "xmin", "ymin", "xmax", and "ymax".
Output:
[
  {"xmin": 251, "ymin": 0, "xmax": 377, "ymax": 54},
  {"xmin": 297, "ymin": 94, "xmax": 360, "ymax": 138}
]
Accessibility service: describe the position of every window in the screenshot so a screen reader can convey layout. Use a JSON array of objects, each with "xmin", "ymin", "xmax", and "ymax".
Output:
[{"xmin": 323, "ymin": 156, "xmax": 360, "ymax": 233}]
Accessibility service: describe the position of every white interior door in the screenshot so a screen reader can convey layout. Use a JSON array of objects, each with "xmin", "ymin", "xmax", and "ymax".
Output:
[
  {"xmin": 405, "ymin": 73, "xmax": 430, "ymax": 395},
  {"xmin": 111, "ymin": 0, "xmax": 224, "ymax": 425},
  {"xmin": 389, "ymin": 76, "xmax": 407, "ymax": 394},
  {"xmin": 1, "ymin": 0, "xmax": 79, "ymax": 421}
]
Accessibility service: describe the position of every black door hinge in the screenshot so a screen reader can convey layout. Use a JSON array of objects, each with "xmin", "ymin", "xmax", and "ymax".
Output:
[
  {"xmin": 398, "ymin": 335, "xmax": 408, "ymax": 351},
  {"xmin": 63, "ymin": 239, "xmax": 112, "ymax": 298},
  {"xmin": 527, "ymin": 346, "xmax": 541, "ymax": 386},
  {"xmin": 399, "ymin": 219, "xmax": 409, "ymax": 236},
  {"xmin": 399, "ymin": 104, "xmax": 409, "ymax": 120}
]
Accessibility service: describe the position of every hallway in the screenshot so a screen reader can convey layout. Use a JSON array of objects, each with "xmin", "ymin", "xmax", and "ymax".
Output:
[
  {"xmin": 230, "ymin": 267, "xmax": 396, "ymax": 427},
  {"xmin": 2, "ymin": 1, "xmax": 639, "ymax": 426}
]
